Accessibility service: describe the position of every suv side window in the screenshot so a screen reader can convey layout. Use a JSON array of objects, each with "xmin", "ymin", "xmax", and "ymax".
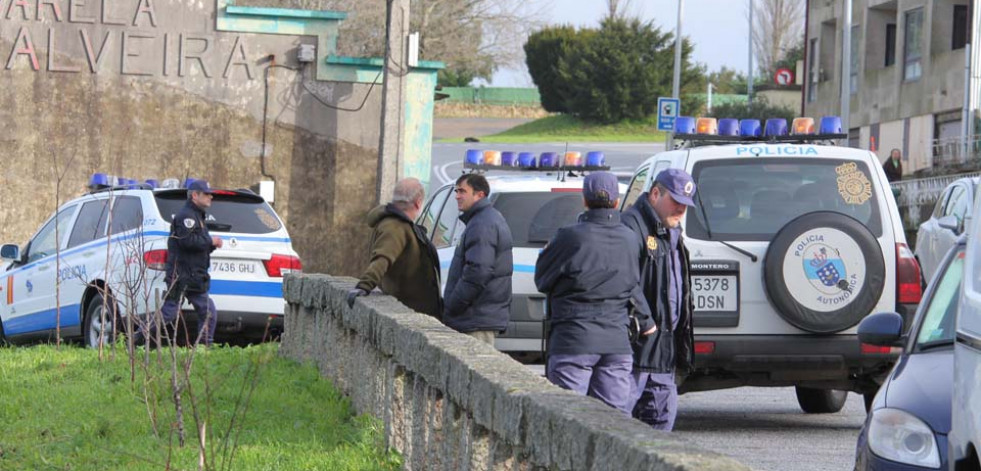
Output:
[
  {"xmin": 621, "ymin": 166, "xmax": 650, "ymax": 211},
  {"xmin": 68, "ymin": 199, "xmax": 110, "ymax": 248},
  {"xmin": 933, "ymin": 186, "xmax": 953, "ymax": 218},
  {"xmin": 420, "ymin": 186, "xmax": 451, "ymax": 236},
  {"xmin": 109, "ymin": 196, "xmax": 144, "ymax": 234},
  {"xmin": 433, "ymin": 191, "xmax": 460, "ymax": 249},
  {"xmin": 25, "ymin": 205, "xmax": 79, "ymax": 263}
]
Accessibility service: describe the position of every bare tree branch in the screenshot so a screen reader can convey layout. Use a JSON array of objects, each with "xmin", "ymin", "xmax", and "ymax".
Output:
[{"xmin": 750, "ymin": 0, "xmax": 805, "ymax": 76}]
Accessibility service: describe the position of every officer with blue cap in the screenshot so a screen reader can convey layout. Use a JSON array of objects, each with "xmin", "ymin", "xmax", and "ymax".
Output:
[
  {"xmin": 535, "ymin": 171, "xmax": 656, "ymax": 414},
  {"xmin": 621, "ymin": 168, "xmax": 697, "ymax": 431}
]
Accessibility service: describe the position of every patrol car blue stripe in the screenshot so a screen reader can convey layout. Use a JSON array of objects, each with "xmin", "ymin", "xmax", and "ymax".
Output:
[
  {"xmin": 4, "ymin": 304, "xmax": 82, "ymax": 335},
  {"xmin": 210, "ymin": 280, "xmax": 283, "ymax": 298}
]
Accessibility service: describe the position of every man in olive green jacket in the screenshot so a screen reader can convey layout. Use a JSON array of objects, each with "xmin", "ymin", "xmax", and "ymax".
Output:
[{"xmin": 347, "ymin": 178, "xmax": 443, "ymax": 319}]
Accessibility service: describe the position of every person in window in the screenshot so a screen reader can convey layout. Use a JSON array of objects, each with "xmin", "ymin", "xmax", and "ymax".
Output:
[
  {"xmin": 883, "ymin": 149, "xmax": 903, "ymax": 182},
  {"xmin": 347, "ymin": 178, "xmax": 442, "ymax": 319},
  {"xmin": 136, "ymin": 180, "xmax": 222, "ymax": 347},
  {"xmin": 621, "ymin": 169, "xmax": 697, "ymax": 431},
  {"xmin": 443, "ymin": 174, "xmax": 513, "ymax": 345},
  {"xmin": 535, "ymin": 171, "xmax": 655, "ymax": 414}
]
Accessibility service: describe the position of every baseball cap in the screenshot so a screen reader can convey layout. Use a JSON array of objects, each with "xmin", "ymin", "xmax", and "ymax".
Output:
[
  {"xmin": 187, "ymin": 179, "xmax": 214, "ymax": 194},
  {"xmin": 582, "ymin": 171, "xmax": 619, "ymax": 203},
  {"xmin": 654, "ymin": 169, "xmax": 696, "ymax": 206}
]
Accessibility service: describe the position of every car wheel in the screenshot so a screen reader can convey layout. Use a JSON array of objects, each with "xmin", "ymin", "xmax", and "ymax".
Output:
[
  {"xmin": 763, "ymin": 211, "xmax": 886, "ymax": 334},
  {"xmin": 0, "ymin": 319, "xmax": 7, "ymax": 346},
  {"xmin": 795, "ymin": 386, "xmax": 848, "ymax": 414},
  {"xmin": 83, "ymin": 292, "xmax": 118, "ymax": 349}
]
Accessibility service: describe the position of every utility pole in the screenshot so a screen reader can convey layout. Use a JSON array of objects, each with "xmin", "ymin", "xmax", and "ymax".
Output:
[
  {"xmin": 840, "ymin": 0, "xmax": 852, "ymax": 141},
  {"xmin": 377, "ymin": 0, "xmax": 410, "ymax": 204},
  {"xmin": 667, "ymin": 0, "xmax": 684, "ymax": 150},
  {"xmin": 747, "ymin": 0, "xmax": 753, "ymax": 104}
]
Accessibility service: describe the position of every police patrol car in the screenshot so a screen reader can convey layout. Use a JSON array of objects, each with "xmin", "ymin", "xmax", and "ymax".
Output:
[
  {"xmin": 420, "ymin": 150, "xmax": 622, "ymax": 357},
  {"xmin": 0, "ymin": 175, "xmax": 301, "ymax": 347},
  {"xmin": 621, "ymin": 116, "xmax": 922, "ymax": 413}
]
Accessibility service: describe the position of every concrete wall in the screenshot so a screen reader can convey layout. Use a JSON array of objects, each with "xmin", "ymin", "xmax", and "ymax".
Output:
[{"xmin": 279, "ymin": 274, "xmax": 753, "ymax": 471}]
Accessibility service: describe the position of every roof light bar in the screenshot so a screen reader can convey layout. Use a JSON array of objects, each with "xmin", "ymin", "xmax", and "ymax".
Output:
[
  {"xmin": 764, "ymin": 118, "xmax": 788, "ymax": 137},
  {"xmin": 739, "ymin": 119, "xmax": 762, "ymax": 137},
  {"xmin": 539, "ymin": 152, "xmax": 560, "ymax": 168},
  {"xmin": 791, "ymin": 117, "xmax": 815, "ymax": 135},
  {"xmin": 675, "ymin": 116, "xmax": 696, "ymax": 134},
  {"xmin": 564, "ymin": 151, "xmax": 582, "ymax": 167},
  {"xmin": 518, "ymin": 152, "xmax": 536, "ymax": 168},
  {"xmin": 483, "ymin": 150, "xmax": 502, "ymax": 166},
  {"xmin": 585, "ymin": 151, "xmax": 605, "ymax": 167},
  {"xmin": 696, "ymin": 117, "xmax": 718, "ymax": 135},
  {"xmin": 718, "ymin": 118, "xmax": 739, "ymax": 136},
  {"xmin": 462, "ymin": 150, "xmax": 610, "ymax": 171},
  {"xmin": 501, "ymin": 151, "xmax": 518, "ymax": 167},
  {"xmin": 819, "ymin": 116, "xmax": 842, "ymax": 134}
]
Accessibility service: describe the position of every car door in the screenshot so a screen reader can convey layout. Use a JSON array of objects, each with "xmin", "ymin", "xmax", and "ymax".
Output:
[
  {"xmin": 916, "ymin": 185, "xmax": 952, "ymax": 281},
  {"xmin": 59, "ymin": 197, "xmax": 111, "ymax": 337},
  {"xmin": 931, "ymin": 184, "xmax": 969, "ymax": 283},
  {"xmin": 3, "ymin": 205, "xmax": 78, "ymax": 338}
]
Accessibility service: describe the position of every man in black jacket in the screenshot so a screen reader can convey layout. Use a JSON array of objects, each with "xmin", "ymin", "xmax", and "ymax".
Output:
[
  {"xmin": 443, "ymin": 174, "xmax": 513, "ymax": 345},
  {"xmin": 621, "ymin": 168, "xmax": 696, "ymax": 431},
  {"xmin": 535, "ymin": 172, "xmax": 656, "ymax": 413},
  {"xmin": 138, "ymin": 179, "xmax": 222, "ymax": 347}
]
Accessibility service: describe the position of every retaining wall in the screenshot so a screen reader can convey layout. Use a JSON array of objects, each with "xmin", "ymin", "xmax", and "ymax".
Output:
[{"xmin": 279, "ymin": 274, "xmax": 752, "ymax": 471}]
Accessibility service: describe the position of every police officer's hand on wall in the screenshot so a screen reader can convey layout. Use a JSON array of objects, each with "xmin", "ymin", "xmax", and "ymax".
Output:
[{"xmin": 346, "ymin": 288, "xmax": 368, "ymax": 308}]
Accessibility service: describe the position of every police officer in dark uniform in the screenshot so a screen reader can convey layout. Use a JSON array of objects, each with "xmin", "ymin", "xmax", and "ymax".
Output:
[
  {"xmin": 621, "ymin": 168, "xmax": 696, "ymax": 431},
  {"xmin": 138, "ymin": 179, "xmax": 222, "ymax": 347},
  {"xmin": 535, "ymin": 171, "xmax": 656, "ymax": 414}
]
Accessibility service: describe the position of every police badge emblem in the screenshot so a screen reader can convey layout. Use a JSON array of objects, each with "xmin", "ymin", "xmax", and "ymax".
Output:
[
  {"xmin": 646, "ymin": 236, "xmax": 657, "ymax": 251},
  {"xmin": 184, "ymin": 218, "xmax": 196, "ymax": 228},
  {"xmin": 835, "ymin": 162, "xmax": 872, "ymax": 205}
]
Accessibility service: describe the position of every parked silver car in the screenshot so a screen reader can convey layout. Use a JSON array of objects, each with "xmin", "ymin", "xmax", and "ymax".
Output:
[{"xmin": 914, "ymin": 176, "xmax": 978, "ymax": 283}]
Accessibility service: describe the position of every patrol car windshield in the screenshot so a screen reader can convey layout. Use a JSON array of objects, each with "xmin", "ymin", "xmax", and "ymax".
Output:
[
  {"xmin": 155, "ymin": 192, "xmax": 283, "ymax": 234},
  {"xmin": 491, "ymin": 191, "xmax": 584, "ymax": 248},
  {"xmin": 686, "ymin": 158, "xmax": 882, "ymax": 241}
]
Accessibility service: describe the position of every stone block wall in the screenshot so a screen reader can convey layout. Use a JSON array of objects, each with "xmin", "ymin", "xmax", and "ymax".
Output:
[{"xmin": 280, "ymin": 274, "xmax": 753, "ymax": 471}]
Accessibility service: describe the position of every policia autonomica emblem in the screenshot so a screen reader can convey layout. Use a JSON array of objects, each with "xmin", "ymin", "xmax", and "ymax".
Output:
[
  {"xmin": 646, "ymin": 236, "xmax": 658, "ymax": 251},
  {"xmin": 835, "ymin": 162, "xmax": 872, "ymax": 205}
]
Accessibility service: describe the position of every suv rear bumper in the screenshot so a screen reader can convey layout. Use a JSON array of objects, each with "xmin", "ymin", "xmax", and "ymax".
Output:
[{"xmin": 683, "ymin": 334, "xmax": 897, "ymax": 394}]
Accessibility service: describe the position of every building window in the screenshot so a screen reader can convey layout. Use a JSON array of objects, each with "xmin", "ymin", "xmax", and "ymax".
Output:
[
  {"xmin": 808, "ymin": 37, "xmax": 818, "ymax": 102},
  {"xmin": 850, "ymin": 25, "xmax": 860, "ymax": 94},
  {"xmin": 885, "ymin": 23, "xmax": 896, "ymax": 67},
  {"xmin": 904, "ymin": 8, "xmax": 923, "ymax": 81},
  {"xmin": 953, "ymin": 5, "xmax": 968, "ymax": 51}
]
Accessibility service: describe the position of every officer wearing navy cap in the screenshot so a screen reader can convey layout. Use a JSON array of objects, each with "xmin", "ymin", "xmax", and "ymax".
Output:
[
  {"xmin": 137, "ymin": 179, "xmax": 222, "ymax": 347},
  {"xmin": 535, "ymin": 171, "xmax": 656, "ymax": 414},
  {"xmin": 621, "ymin": 168, "xmax": 696, "ymax": 431}
]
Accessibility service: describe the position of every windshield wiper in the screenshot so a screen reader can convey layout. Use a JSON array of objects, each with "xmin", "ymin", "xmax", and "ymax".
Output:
[
  {"xmin": 694, "ymin": 194, "xmax": 758, "ymax": 263},
  {"xmin": 918, "ymin": 338, "xmax": 955, "ymax": 351}
]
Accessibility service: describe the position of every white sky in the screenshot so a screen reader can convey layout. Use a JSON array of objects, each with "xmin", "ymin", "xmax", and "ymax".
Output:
[{"xmin": 490, "ymin": 0, "xmax": 754, "ymax": 87}]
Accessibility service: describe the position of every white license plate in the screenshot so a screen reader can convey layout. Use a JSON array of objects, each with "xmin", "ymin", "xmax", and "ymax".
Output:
[
  {"xmin": 692, "ymin": 275, "xmax": 738, "ymax": 312},
  {"xmin": 210, "ymin": 260, "xmax": 261, "ymax": 275}
]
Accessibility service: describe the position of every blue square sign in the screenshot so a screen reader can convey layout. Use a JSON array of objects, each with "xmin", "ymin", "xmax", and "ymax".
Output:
[{"xmin": 657, "ymin": 97, "xmax": 680, "ymax": 132}]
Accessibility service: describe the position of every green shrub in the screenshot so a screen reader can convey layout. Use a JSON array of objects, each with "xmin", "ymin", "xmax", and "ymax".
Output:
[
  {"xmin": 524, "ymin": 25, "xmax": 579, "ymax": 113},
  {"xmin": 706, "ymin": 95, "xmax": 796, "ymax": 122}
]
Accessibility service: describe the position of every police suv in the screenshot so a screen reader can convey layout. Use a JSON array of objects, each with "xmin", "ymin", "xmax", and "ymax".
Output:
[
  {"xmin": 421, "ymin": 150, "xmax": 621, "ymax": 357},
  {"xmin": 0, "ymin": 175, "xmax": 301, "ymax": 347},
  {"xmin": 621, "ymin": 117, "xmax": 922, "ymax": 413}
]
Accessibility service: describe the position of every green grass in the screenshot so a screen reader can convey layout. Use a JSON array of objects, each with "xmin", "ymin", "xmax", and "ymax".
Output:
[
  {"xmin": 467, "ymin": 114, "xmax": 667, "ymax": 143},
  {"xmin": 0, "ymin": 343, "xmax": 401, "ymax": 471}
]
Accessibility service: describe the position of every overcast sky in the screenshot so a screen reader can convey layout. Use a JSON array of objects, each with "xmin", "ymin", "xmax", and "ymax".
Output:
[{"xmin": 490, "ymin": 0, "xmax": 754, "ymax": 86}]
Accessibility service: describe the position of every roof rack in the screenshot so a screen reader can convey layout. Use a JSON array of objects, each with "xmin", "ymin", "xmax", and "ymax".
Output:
[
  {"xmin": 673, "ymin": 133, "xmax": 848, "ymax": 148},
  {"xmin": 463, "ymin": 163, "xmax": 611, "ymax": 172},
  {"xmin": 87, "ymin": 183, "xmax": 156, "ymax": 195}
]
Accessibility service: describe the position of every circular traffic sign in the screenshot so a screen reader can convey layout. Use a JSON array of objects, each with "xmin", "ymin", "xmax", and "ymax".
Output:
[{"xmin": 775, "ymin": 68, "xmax": 794, "ymax": 85}]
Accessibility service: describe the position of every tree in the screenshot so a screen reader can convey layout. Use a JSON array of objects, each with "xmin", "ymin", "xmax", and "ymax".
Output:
[
  {"xmin": 705, "ymin": 95, "xmax": 795, "ymax": 122},
  {"xmin": 524, "ymin": 26, "xmax": 580, "ymax": 113},
  {"xmin": 751, "ymin": 0, "xmax": 805, "ymax": 78},
  {"xmin": 705, "ymin": 67, "xmax": 749, "ymax": 95},
  {"xmin": 605, "ymin": 0, "xmax": 636, "ymax": 20}
]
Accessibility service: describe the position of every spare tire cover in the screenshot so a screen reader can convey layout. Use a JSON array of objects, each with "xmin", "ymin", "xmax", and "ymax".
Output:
[{"xmin": 763, "ymin": 211, "xmax": 885, "ymax": 334}]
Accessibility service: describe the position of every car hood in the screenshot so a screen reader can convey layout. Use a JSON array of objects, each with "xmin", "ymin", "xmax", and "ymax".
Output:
[{"xmin": 884, "ymin": 349, "xmax": 952, "ymax": 434}]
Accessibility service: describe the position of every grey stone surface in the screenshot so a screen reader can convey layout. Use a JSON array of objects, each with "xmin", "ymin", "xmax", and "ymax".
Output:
[{"xmin": 281, "ymin": 274, "xmax": 754, "ymax": 471}]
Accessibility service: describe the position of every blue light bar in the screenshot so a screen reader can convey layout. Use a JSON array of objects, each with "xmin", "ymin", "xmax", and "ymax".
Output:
[
  {"xmin": 145, "ymin": 179, "xmax": 159, "ymax": 189},
  {"xmin": 501, "ymin": 151, "xmax": 518, "ymax": 167},
  {"xmin": 718, "ymin": 118, "xmax": 739, "ymax": 136},
  {"xmin": 89, "ymin": 173, "xmax": 109, "ymax": 187},
  {"xmin": 739, "ymin": 119, "xmax": 762, "ymax": 137},
  {"xmin": 539, "ymin": 152, "xmax": 559, "ymax": 168},
  {"xmin": 675, "ymin": 116, "xmax": 696, "ymax": 134},
  {"xmin": 517, "ymin": 152, "xmax": 536, "ymax": 168},
  {"xmin": 819, "ymin": 116, "xmax": 842, "ymax": 134},
  {"xmin": 764, "ymin": 118, "xmax": 788, "ymax": 137},
  {"xmin": 585, "ymin": 151, "xmax": 605, "ymax": 167},
  {"xmin": 465, "ymin": 149, "xmax": 482, "ymax": 165}
]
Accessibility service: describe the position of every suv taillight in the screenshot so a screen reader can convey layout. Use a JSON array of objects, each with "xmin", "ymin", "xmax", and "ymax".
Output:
[
  {"xmin": 144, "ymin": 250, "xmax": 168, "ymax": 271},
  {"xmin": 896, "ymin": 243, "xmax": 922, "ymax": 304},
  {"xmin": 263, "ymin": 254, "xmax": 302, "ymax": 277}
]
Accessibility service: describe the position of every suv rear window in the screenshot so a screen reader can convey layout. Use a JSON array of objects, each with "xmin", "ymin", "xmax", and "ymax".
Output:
[
  {"xmin": 492, "ymin": 191, "xmax": 583, "ymax": 248},
  {"xmin": 155, "ymin": 192, "xmax": 282, "ymax": 234},
  {"xmin": 687, "ymin": 158, "xmax": 883, "ymax": 241}
]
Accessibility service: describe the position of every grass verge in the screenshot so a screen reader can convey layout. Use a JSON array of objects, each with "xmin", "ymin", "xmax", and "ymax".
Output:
[
  {"xmin": 469, "ymin": 114, "xmax": 667, "ymax": 143},
  {"xmin": 0, "ymin": 343, "xmax": 401, "ymax": 471}
]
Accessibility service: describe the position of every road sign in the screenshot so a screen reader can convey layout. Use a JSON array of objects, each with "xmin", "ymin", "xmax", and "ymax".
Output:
[
  {"xmin": 657, "ymin": 97, "xmax": 680, "ymax": 132},
  {"xmin": 774, "ymin": 68, "xmax": 794, "ymax": 85}
]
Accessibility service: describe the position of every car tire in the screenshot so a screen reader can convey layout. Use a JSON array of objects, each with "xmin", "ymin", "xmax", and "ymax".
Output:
[
  {"xmin": 83, "ymin": 292, "xmax": 119, "ymax": 349},
  {"xmin": 0, "ymin": 319, "xmax": 7, "ymax": 346},
  {"xmin": 763, "ymin": 211, "xmax": 885, "ymax": 334},
  {"xmin": 795, "ymin": 386, "xmax": 847, "ymax": 414}
]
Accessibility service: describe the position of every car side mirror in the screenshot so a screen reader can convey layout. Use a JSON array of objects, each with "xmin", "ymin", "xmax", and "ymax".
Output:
[
  {"xmin": 858, "ymin": 312, "xmax": 905, "ymax": 347},
  {"xmin": 0, "ymin": 244, "xmax": 20, "ymax": 261},
  {"xmin": 938, "ymin": 215, "xmax": 959, "ymax": 232}
]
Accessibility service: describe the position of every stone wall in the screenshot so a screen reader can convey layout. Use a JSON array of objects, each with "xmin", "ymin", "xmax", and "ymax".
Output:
[{"xmin": 280, "ymin": 274, "xmax": 753, "ymax": 471}]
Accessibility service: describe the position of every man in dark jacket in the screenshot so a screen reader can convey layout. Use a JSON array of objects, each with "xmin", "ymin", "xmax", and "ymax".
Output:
[
  {"xmin": 138, "ymin": 179, "xmax": 222, "ymax": 347},
  {"xmin": 621, "ymin": 168, "xmax": 696, "ymax": 431},
  {"xmin": 535, "ymin": 172, "xmax": 656, "ymax": 414},
  {"xmin": 443, "ymin": 173, "xmax": 513, "ymax": 345},
  {"xmin": 347, "ymin": 178, "xmax": 442, "ymax": 319},
  {"xmin": 883, "ymin": 148, "xmax": 903, "ymax": 182}
]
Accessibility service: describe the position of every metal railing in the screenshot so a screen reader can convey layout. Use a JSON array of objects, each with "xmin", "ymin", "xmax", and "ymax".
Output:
[
  {"xmin": 891, "ymin": 171, "xmax": 981, "ymax": 231},
  {"xmin": 932, "ymin": 136, "xmax": 981, "ymax": 168}
]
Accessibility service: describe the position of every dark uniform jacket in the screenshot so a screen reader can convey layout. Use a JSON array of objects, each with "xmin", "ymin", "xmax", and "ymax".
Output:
[
  {"xmin": 443, "ymin": 197, "xmax": 513, "ymax": 333},
  {"xmin": 165, "ymin": 199, "xmax": 216, "ymax": 294},
  {"xmin": 883, "ymin": 158, "xmax": 903, "ymax": 182},
  {"xmin": 621, "ymin": 193, "xmax": 695, "ymax": 374},
  {"xmin": 534, "ymin": 208, "xmax": 654, "ymax": 355},
  {"xmin": 356, "ymin": 204, "xmax": 443, "ymax": 319}
]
